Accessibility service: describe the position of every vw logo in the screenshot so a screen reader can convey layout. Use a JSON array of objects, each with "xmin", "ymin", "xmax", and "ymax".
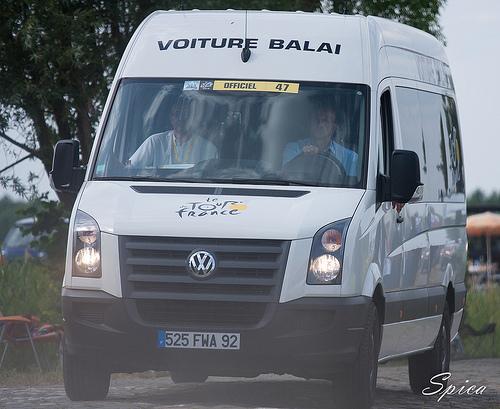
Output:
[{"xmin": 188, "ymin": 250, "xmax": 216, "ymax": 278}]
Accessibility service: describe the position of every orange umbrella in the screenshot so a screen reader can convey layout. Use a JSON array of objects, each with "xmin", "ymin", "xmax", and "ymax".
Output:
[
  {"xmin": 466, "ymin": 211, "xmax": 500, "ymax": 282},
  {"xmin": 467, "ymin": 211, "xmax": 500, "ymax": 237}
]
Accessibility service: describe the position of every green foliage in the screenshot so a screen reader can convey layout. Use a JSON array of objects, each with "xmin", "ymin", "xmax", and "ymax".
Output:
[
  {"xmin": 178, "ymin": 0, "xmax": 448, "ymax": 42},
  {"xmin": 0, "ymin": 195, "xmax": 26, "ymax": 243},
  {"xmin": 0, "ymin": 259, "xmax": 63, "ymax": 373},
  {"xmin": 0, "ymin": 261, "xmax": 61, "ymax": 323},
  {"xmin": 0, "ymin": 366, "xmax": 62, "ymax": 385},
  {"xmin": 0, "ymin": 1, "xmax": 451, "ymax": 261},
  {"xmin": 19, "ymin": 196, "xmax": 69, "ymax": 269},
  {"xmin": 0, "ymin": 0, "xmax": 447, "ymax": 204},
  {"xmin": 462, "ymin": 286, "xmax": 500, "ymax": 358},
  {"xmin": 335, "ymin": 0, "xmax": 447, "ymax": 42},
  {"xmin": 468, "ymin": 188, "xmax": 500, "ymax": 207},
  {"xmin": 0, "ymin": 194, "xmax": 68, "ymax": 268},
  {"xmin": 0, "ymin": 164, "xmax": 42, "ymax": 201},
  {"xmin": 0, "ymin": 343, "xmax": 61, "ymax": 373}
]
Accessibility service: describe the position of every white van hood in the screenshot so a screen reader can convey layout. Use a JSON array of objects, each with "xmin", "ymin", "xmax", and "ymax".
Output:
[{"xmin": 78, "ymin": 181, "xmax": 364, "ymax": 240}]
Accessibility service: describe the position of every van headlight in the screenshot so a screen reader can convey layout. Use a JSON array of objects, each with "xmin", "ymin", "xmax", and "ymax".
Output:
[
  {"xmin": 307, "ymin": 219, "xmax": 350, "ymax": 285},
  {"xmin": 73, "ymin": 210, "xmax": 101, "ymax": 278}
]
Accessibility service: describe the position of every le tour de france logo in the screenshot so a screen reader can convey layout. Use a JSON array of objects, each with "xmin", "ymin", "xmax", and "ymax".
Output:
[{"xmin": 176, "ymin": 197, "xmax": 248, "ymax": 218}]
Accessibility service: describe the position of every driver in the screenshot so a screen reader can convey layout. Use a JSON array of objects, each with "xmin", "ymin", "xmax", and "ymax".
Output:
[
  {"xmin": 282, "ymin": 101, "xmax": 358, "ymax": 177},
  {"xmin": 129, "ymin": 96, "xmax": 218, "ymax": 167}
]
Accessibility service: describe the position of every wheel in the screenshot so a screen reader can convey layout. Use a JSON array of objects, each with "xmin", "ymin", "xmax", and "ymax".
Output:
[
  {"xmin": 282, "ymin": 152, "xmax": 347, "ymax": 183},
  {"xmin": 170, "ymin": 370, "xmax": 208, "ymax": 384},
  {"xmin": 57, "ymin": 337, "xmax": 64, "ymax": 370},
  {"xmin": 63, "ymin": 347, "xmax": 110, "ymax": 401},
  {"xmin": 332, "ymin": 303, "xmax": 380, "ymax": 409},
  {"xmin": 408, "ymin": 302, "xmax": 451, "ymax": 394}
]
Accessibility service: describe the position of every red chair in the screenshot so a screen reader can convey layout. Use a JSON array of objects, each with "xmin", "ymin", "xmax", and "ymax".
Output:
[{"xmin": 0, "ymin": 315, "xmax": 63, "ymax": 371}]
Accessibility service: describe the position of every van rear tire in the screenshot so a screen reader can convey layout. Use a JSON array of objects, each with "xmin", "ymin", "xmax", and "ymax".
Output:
[
  {"xmin": 63, "ymin": 348, "xmax": 110, "ymax": 401},
  {"xmin": 408, "ymin": 302, "xmax": 451, "ymax": 395},
  {"xmin": 332, "ymin": 303, "xmax": 380, "ymax": 409}
]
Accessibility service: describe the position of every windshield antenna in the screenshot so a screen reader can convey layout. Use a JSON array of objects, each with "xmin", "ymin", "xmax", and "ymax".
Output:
[{"xmin": 241, "ymin": 10, "xmax": 251, "ymax": 63}]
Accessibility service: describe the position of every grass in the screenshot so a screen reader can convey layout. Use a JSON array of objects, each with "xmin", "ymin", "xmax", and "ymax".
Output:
[
  {"xmin": 0, "ymin": 261, "xmax": 63, "ymax": 384},
  {"xmin": 0, "ymin": 368, "xmax": 62, "ymax": 387},
  {"xmin": 461, "ymin": 285, "xmax": 500, "ymax": 358},
  {"xmin": 0, "ymin": 260, "xmax": 62, "ymax": 323},
  {"xmin": 0, "ymin": 342, "xmax": 61, "ymax": 371},
  {"xmin": 0, "ymin": 368, "xmax": 170, "ymax": 387},
  {"xmin": 0, "ymin": 341, "xmax": 62, "ymax": 387}
]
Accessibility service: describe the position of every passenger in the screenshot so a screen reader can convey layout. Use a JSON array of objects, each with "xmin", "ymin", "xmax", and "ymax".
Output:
[
  {"xmin": 283, "ymin": 102, "xmax": 358, "ymax": 177},
  {"xmin": 129, "ymin": 97, "xmax": 218, "ymax": 167}
]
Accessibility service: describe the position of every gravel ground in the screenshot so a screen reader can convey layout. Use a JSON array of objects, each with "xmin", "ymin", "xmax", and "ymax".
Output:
[{"xmin": 0, "ymin": 358, "xmax": 498, "ymax": 409}]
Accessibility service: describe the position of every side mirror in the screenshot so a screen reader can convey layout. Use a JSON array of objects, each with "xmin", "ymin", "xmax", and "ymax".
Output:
[
  {"xmin": 50, "ymin": 140, "xmax": 85, "ymax": 194},
  {"xmin": 390, "ymin": 150, "xmax": 423, "ymax": 203}
]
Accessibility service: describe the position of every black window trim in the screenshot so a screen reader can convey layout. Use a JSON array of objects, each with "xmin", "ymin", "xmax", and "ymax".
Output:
[{"xmin": 393, "ymin": 85, "xmax": 465, "ymax": 203}]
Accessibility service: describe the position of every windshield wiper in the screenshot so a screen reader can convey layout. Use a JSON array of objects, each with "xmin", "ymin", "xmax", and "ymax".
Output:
[
  {"xmin": 223, "ymin": 178, "xmax": 321, "ymax": 187},
  {"xmin": 94, "ymin": 176, "xmax": 164, "ymax": 182},
  {"xmin": 94, "ymin": 176, "xmax": 220, "ymax": 183}
]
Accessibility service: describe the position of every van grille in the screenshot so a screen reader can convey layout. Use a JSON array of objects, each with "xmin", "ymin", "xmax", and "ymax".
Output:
[
  {"xmin": 135, "ymin": 299, "xmax": 269, "ymax": 329},
  {"xmin": 73, "ymin": 303, "xmax": 108, "ymax": 325},
  {"xmin": 119, "ymin": 236, "xmax": 290, "ymax": 328}
]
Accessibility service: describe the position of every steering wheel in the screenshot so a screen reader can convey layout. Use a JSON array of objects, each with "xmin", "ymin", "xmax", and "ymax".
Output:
[{"xmin": 282, "ymin": 152, "xmax": 347, "ymax": 183}]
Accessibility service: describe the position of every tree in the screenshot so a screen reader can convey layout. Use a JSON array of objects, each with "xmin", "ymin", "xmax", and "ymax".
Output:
[
  {"xmin": 0, "ymin": 0, "xmax": 447, "ymax": 202},
  {"xmin": 0, "ymin": 1, "xmax": 447, "ymax": 261},
  {"xmin": 327, "ymin": 1, "xmax": 446, "ymax": 41},
  {"xmin": 468, "ymin": 188, "xmax": 500, "ymax": 207}
]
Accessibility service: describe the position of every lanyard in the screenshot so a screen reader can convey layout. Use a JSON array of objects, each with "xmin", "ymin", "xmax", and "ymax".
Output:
[{"xmin": 172, "ymin": 133, "xmax": 195, "ymax": 163}]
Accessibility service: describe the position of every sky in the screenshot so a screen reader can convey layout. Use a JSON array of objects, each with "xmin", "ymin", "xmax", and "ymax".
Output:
[
  {"xmin": 1, "ymin": 0, "xmax": 499, "ymax": 201},
  {"xmin": 441, "ymin": 0, "xmax": 500, "ymax": 195}
]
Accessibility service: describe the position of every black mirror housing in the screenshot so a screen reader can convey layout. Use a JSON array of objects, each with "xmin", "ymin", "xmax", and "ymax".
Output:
[
  {"xmin": 50, "ymin": 140, "xmax": 85, "ymax": 194},
  {"xmin": 390, "ymin": 150, "xmax": 422, "ymax": 203}
]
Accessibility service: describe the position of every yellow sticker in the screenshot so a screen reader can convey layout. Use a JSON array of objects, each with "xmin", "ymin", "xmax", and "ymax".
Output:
[
  {"xmin": 228, "ymin": 203, "xmax": 248, "ymax": 212},
  {"xmin": 213, "ymin": 80, "xmax": 299, "ymax": 94}
]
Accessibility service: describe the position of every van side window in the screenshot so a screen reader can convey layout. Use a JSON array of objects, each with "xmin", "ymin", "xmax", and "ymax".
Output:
[
  {"xmin": 396, "ymin": 87, "xmax": 464, "ymax": 202},
  {"xmin": 442, "ymin": 96, "xmax": 465, "ymax": 196},
  {"xmin": 380, "ymin": 90, "xmax": 394, "ymax": 176}
]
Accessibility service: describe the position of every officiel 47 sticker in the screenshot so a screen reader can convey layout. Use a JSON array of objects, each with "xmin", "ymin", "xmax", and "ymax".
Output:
[
  {"xmin": 183, "ymin": 79, "xmax": 299, "ymax": 94},
  {"xmin": 176, "ymin": 197, "xmax": 248, "ymax": 218}
]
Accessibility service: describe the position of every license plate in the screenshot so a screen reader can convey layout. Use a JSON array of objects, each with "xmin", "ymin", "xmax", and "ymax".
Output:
[{"xmin": 157, "ymin": 330, "xmax": 240, "ymax": 350}]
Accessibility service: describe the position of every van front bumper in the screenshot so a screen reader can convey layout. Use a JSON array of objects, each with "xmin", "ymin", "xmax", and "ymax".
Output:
[{"xmin": 62, "ymin": 288, "xmax": 371, "ymax": 379}]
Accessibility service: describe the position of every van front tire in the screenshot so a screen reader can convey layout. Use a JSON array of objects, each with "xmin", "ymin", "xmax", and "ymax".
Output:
[
  {"xmin": 63, "ymin": 348, "xmax": 110, "ymax": 401},
  {"xmin": 332, "ymin": 303, "xmax": 380, "ymax": 409},
  {"xmin": 408, "ymin": 302, "xmax": 451, "ymax": 395}
]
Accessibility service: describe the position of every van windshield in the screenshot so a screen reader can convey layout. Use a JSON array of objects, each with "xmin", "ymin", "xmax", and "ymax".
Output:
[{"xmin": 94, "ymin": 79, "xmax": 368, "ymax": 188}]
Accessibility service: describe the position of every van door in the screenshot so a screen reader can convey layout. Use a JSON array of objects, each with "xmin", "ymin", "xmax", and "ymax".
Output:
[
  {"xmin": 395, "ymin": 84, "xmax": 454, "ymax": 355},
  {"xmin": 375, "ymin": 82, "xmax": 405, "ymax": 359},
  {"xmin": 395, "ymin": 86, "xmax": 431, "ymax": 353}
]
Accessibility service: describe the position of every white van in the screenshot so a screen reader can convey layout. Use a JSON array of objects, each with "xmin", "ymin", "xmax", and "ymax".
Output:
[{"xmin": 51, "ymin": 10, "xmax": 467, "ymax": 408}]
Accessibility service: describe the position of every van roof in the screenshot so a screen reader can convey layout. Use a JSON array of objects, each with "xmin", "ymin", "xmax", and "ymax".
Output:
[
  {"xmin": 368, "ymin": 15, "xmax": 448, "ymax": 63},
  {"xmin": 117, "ymin": 10, "xmax": 449, "ymax": 87}
]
